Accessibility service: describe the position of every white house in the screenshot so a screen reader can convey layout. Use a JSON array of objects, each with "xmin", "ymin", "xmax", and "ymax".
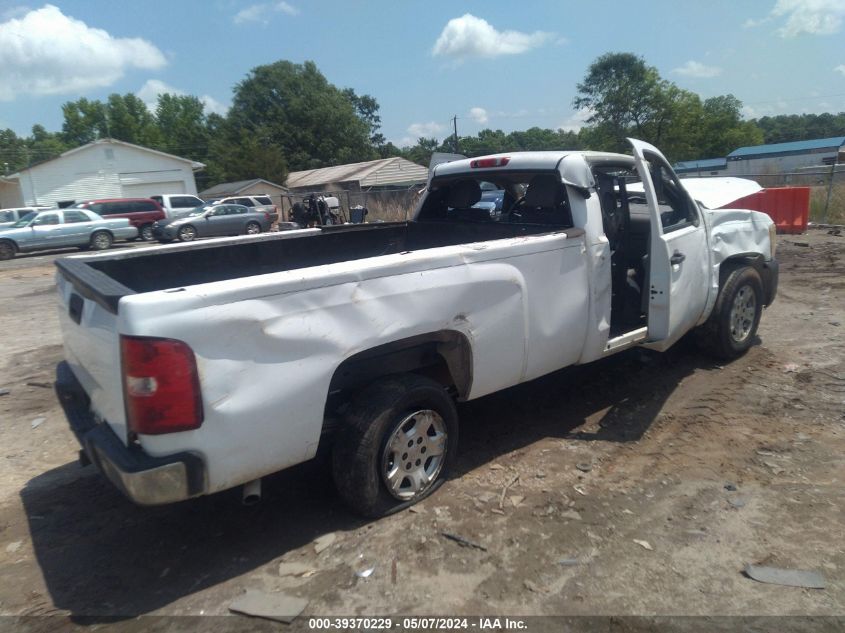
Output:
[{"xmin": 0, "ymin": 139, "xmax": 205, "ymax": 208}]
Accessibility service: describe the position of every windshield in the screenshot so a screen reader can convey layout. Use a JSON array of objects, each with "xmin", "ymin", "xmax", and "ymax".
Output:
[
  {"xmin": 11, "ymin": 212, "xmax": 37, "ymax": 228},
  {"xmin": 187, "ymin": 204, "xmax": 212, "ymax": 217}
]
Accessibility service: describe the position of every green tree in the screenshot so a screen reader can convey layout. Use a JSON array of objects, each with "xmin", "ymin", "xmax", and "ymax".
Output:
[
  {"xmin": 227, "ymin": 60, "xmax": 375, "ymax": 171},
  {"xmin": 205, "ymin": 122, "xmax": 287, "ymax": 185},
  {"xmin": 342, "ymin": 88, "xmax": 385, "ymax": 148},
  {"xmin": 403, "ymin": 138, "xmax": 439, "ymax": 166},
  {"xmin": 155, "ymin": 94, "xmax": 209, "ymax": 162},
  {"xmin": 61, "ymin": 98, "xmax": 107, "ymax": 145},
  {"xmin": 105, "ymin": 93, "xmax": 161, "ymax": 146}
]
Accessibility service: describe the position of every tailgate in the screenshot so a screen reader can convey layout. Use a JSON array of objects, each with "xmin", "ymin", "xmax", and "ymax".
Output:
[{"xmin": 56, "ymin": 269, "xmax": 129, "ymax": 445}]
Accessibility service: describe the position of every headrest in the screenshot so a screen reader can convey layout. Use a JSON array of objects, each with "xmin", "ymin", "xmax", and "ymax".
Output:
[
  {"xmin": 524, "ymin": 174, "xmax": 565, "ymax": 208},
  {"xmin": 447, "ymin": 179, "xmax": 482, "ymax": 208}
]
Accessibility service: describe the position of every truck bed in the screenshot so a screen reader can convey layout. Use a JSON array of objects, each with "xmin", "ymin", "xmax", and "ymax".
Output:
[{"xmin": 56, "ymin": 221, "xmax": 561, "ymax": 312}]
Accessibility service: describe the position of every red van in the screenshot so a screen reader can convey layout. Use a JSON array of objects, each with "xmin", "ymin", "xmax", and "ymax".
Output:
[{"xmin": 73, "ymin": 198, "xmax": 166, "ymax": 241}]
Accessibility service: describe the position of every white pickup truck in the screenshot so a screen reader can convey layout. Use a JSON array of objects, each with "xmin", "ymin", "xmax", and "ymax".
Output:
[{"xmin": 54, "ymin": 140, "xmax": 778, "ymax": 517}]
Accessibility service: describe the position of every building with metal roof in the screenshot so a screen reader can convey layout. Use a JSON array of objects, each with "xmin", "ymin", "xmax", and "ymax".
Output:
[
  {"xmin": 726, "ymin": 136, "xmax": 845, "ymax": 176},
  {"xmin": 285, "ymin": 157, "xmax": 428, "ymax": 192},
  {"xmin": 675, "ymin": 157, "xmax": 727, "ymax": 176}
]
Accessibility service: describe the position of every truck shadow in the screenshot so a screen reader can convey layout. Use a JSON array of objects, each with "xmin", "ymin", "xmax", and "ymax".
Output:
[{"xmin": 20, "ymin": 336, "xmax": 732, "ymax": 619}]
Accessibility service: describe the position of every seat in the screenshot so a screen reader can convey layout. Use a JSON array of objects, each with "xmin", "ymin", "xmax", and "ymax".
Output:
[
  {"xmin": 513, "ymin": 174, "xmax": 571, "ymax": 225},
  {"xmin": 446, "ymin": 179, "xmax": 482, "ymax": 209}
]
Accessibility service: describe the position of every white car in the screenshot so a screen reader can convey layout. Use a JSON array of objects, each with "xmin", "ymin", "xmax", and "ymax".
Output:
[
  {"xmin": 0, "ymin": 206, "xmax": 55, "ymax": 229},
  {"xmin": 54, "ymin": 139, "xmax": 777, "ymax": 516},
  {"xmin": 211, "ymin": 195, "xmax": 279, "ymax": 222},
  {"xmin": 149, "ymin": 194, "xmax": 205, "ymax": 220}
]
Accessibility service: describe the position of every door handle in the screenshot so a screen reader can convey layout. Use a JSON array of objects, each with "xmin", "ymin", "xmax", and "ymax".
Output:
[{"xmin": 670, "ymin": 250, "xmax": 686, "ymax": 265}]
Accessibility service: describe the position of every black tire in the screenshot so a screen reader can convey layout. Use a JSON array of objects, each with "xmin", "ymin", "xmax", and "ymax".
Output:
[
  {"xmin": 0, "ymin": 240, "xmax": 15, "ymax": 261},
  {"xmin": 697, "ymin": 266, "xmax": 763, "ymax": 359},
  {"xmin": 332, "ymin": 374, "xmax": 459, "ymax": 518},
  {"xmin": 89, "ymin": 231, "xmax": 113, "ymax": 251},
  {"xmin": 178, "ymin": 225, "xmax": 197, "ymax": 242},
  {"xmin": 139, "ymin": 224, "xmax": 155, "ymax": 241},
  {"xmin": 245, "ymin": 221, "xmax": 261, "ymax": 235}
]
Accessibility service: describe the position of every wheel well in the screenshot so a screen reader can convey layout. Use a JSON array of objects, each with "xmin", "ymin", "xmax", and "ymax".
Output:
[
  {"xmin": 718, "ymin": 254, "xmax": 764, "ymax": 286},
  {"xmin": 0, "ymin": 238, "xmax": 17, "ymax": 252},
  {"xmin": 326, "ymin": 331, "xmax": 473, "ymax": 415}
]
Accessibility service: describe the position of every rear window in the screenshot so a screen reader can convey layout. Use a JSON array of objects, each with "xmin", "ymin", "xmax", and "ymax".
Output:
[
  {"xmin": 63, "ymin": 210, "xmax": 90, "ymax": 223},
  {"xmin": 255, "ymin": 196, "xmax": 273, "ymax": 205},
  {"xmin": 172, "ymin": 196, "xmax": 202, "ymax": 208},
  {"xmin": 0, "ymin": 210, "xmax": 15, "ymax": 222},
  {"xmin": 130, "ymin": 200, "xmax": 159, "ymax": 212}
]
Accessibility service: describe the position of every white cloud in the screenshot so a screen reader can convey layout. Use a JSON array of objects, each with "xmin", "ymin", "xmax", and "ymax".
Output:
[
  {"xmin": 137, "ymin": 79, "xmax": 228, "ymax": 116},
  {"xmin": 432, "ymin": 13, "xmax": 553, "ymax": 60},
  {"xmin": 672, "ymin": 60, "xmax": 723, "ymax": 78},
  {"xmin": 407, "ymin": 121, "xmax": 445, "ymax": 138},
  {"xmin": 557, "ymin": 107, "xmax": 593, "ymax": 133},
  {"xmin": 469, "ymin": 107, "xmax": 488, "ymax": 124},
  {"xmin": 234, "ymin": 1, "xmax": 298, "ymax": 25},
  {"xmin": 0, "ymin": 4, "xmax": 166, "ymax": 100},
  {"xmin": 835, "ymin": 64, "xmax": 845, "ymax": 76},
  {"xmin": 746, "ymin": 0, "xmax": 845, "ymax": 37}
]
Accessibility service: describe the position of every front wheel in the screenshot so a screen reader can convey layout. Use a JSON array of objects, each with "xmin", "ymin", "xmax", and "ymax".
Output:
[
  {"xmin": 139, "ymin": 224, "xmax": 154, "ymax": 241},
  {"xmin": 697, "ymin": 266, "xmax": 763, "ymax": 359},
  {"xmin": 332, "ymin": 374, "xmax": 458, "ymax": 517},
  {"xmin": 0, "ymin": 240, "xmax": 15, "ymax": 260},
  {"xmin": 245, "ymin": 221, "xmax": 261, "ymax": 235},
  {"xmin": 89, "ymin": 231, "xmax": 113, "ymax": 251},
  {"xmin": 178, "ymin": 225, "xmax": 197, "ymax": 242}
]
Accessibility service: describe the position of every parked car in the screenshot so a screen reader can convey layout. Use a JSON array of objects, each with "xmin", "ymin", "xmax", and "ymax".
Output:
[
  {"xmin": 54, "ymin": 139, "xmax": 777, "ymax": 515},
  {"xmin": 211, "ymin": 195, "xmax": 279, "ymax": 222},
  {"xmin": 0, "ymin": 206, "xmax": 55, "ymax": 229},
  {"xmin": 152, "ymin": 203, "xmax": 271, "ymax": 242},
  {"xmin": 0, "ymin": 209, "xmax": 137, "ymax": 260},
  {"xmin": 72, "ymin": 198, "xmax": 166, "ymax": 242},
  {"xmin": 149, "ymin": 194, "xmax": 205, "ymax": 220}
]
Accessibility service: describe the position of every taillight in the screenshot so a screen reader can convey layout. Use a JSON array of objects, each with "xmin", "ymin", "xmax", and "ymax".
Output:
[
  {"xmin": 470, "ymin": 157, "xmax": 510, "ymax": 168},
  {"xmin": 121, "ymin": 335, "xmax": 203, "ymax": 435}
]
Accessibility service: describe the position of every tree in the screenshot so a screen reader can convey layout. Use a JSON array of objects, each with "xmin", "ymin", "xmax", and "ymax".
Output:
[
  {"xmin": 104, "ymin": 93, "xmax": 161, "ymax": 147},
  {"xmin": 403, "ymin": 138, "xmax": 439, "ymax": 167},
  {"xmin": 574, "ymin": 52, "xmax": 764, "ymax": 162},
  {"xmin": 155, "ymin": 94, "xmax": 209, "ymax": 162},
  {"xmin": 343, "ymin": 88, "xmax": 386, "ymax": 148},
  {"xmin": 227, "ymin": 60, "xmax": 376, "ymax": 171},
  {"xmin": 205, "ymin": 122, "xmax": 287, "ymax": 186},
  {"xmin": 61, "ymin": 98, "xmax": 107, "ymax": 145}
]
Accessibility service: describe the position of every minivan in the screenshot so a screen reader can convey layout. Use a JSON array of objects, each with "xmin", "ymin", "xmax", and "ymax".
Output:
[{"xmin": 73, "ymin": 198, "xmax": 166, "ymax": 241}]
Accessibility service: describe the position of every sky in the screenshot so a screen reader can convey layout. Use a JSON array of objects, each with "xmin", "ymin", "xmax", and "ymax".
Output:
[{"xmin": 1, "ymin": 0, "xmax": 845, "ymax": 148}]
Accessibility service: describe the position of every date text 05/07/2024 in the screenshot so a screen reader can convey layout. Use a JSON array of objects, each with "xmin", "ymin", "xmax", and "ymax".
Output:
[{"xmin": 307, "ymin": 617, "xmax": 528, "ymax": 630}]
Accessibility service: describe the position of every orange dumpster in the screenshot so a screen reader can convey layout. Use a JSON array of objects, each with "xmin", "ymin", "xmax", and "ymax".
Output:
[{"xmin": 722, "ymin": 187, "xmax": 810, "ymax": 234}]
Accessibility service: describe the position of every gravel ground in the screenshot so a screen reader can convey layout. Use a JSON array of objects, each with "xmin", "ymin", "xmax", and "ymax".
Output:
[{"xmin": 0, "ymin": 230, "xmax": 842, "ymax": 630}]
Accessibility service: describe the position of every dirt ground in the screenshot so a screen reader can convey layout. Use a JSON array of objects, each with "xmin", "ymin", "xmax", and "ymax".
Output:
[{"xmin": 0, "ymin": 231, "xmax": 843, "ymax": 629}]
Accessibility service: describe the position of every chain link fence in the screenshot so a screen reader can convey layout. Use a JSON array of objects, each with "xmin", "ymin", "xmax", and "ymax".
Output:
[{"xmin": 681, "ymin": 165, "xmax": 845, "ymax": 225}]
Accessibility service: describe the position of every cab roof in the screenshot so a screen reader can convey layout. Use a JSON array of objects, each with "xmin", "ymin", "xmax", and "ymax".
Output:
[{"xmin": 431, "ymin": 151, "xmax": 635, "ymax": 190}]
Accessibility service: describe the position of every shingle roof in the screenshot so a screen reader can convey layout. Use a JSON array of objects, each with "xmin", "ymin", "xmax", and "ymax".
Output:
[
  {"xmin": 199, "ymin": 178, "xmax": 287, "ymax": 197},
  {"xmin": 286, "ymin": 157, "xmax": 429, "ymax": 189},
  {"xmin": 728, "ymin": 136, "xmax": 845, "ymax": 159}
]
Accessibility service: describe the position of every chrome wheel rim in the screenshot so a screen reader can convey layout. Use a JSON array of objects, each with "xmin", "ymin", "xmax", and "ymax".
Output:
[
  {"xmin": 246, "ymin": 223, "xmax": 260, "ymax": 234},
  {"xmin": 140, "ymin": 226, "xmax": 153, "ymax": 240},
  {"xmin": 381, "ymin": 409, "xmax": 447, "ymax": 501},
  {"xmin": 180, "ymin": 227, "xmax": 196, "ymax": 241},
  {"xmin": 729, "ymin": 284, "xmax": 757, "ymax": 343},
  {"xmin": 93, "ymin": 233, "xmax": 110, "ymax": 249}
]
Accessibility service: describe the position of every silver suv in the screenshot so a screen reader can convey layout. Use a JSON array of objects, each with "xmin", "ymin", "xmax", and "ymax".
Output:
[{"xmin": 212, "ymin": 195, "xmax": 279, "ymax": 222}]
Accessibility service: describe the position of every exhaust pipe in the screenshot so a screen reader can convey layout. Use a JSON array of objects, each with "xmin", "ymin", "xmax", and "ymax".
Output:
[{"xmin": 242, "ymin": 478, "xmax": 262, "ymax": 506}]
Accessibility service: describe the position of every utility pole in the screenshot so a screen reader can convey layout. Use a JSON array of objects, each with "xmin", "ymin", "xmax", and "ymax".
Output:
[
  {"xmin": 452, "ymin": 115, "xmax": 459, "ymax": 154},
  {"xmin": 822, "ymin": 157, "xmax": 838, "ymax": 225}
]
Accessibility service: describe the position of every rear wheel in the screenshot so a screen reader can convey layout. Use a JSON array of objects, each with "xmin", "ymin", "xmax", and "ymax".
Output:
[
  {"xmin": 245, "ymin": 221, "xmax": 261, "ymax": 235},
  {"xmin": 89, "ymin": 231, "xmax": 113, "ymax": 251},
  {"xmin": 697, "ymin": 266, "xmax": 763, "ymax": 359},
  {"xmin": 332, "ymin": 374, "xmax": 458, "ymax": 517},
  {"xmin": 0, "ymin": 240, "xmax": 15, "ymax": 260},
  {"xmin": 178, "ymin": 225, "xmax": 197, "ymax": 242},
  {"xmin": 139, "ymin": 224, "xmax": 154, "ymax": 241}
]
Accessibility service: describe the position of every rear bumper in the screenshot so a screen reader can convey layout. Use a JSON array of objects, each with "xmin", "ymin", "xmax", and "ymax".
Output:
[
  {"xmin": 761, "ymin": 259, "xmax": 779, "ymax": 306},
  {"xmin": 55, "ymin": 361, "xmax": 205, "ymax": 505}
]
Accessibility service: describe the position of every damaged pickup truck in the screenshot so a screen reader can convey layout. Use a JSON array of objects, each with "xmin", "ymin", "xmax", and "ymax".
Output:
[{"xmin": 54, "ymin": 139, "xmax": 778, "ymax": 517}]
